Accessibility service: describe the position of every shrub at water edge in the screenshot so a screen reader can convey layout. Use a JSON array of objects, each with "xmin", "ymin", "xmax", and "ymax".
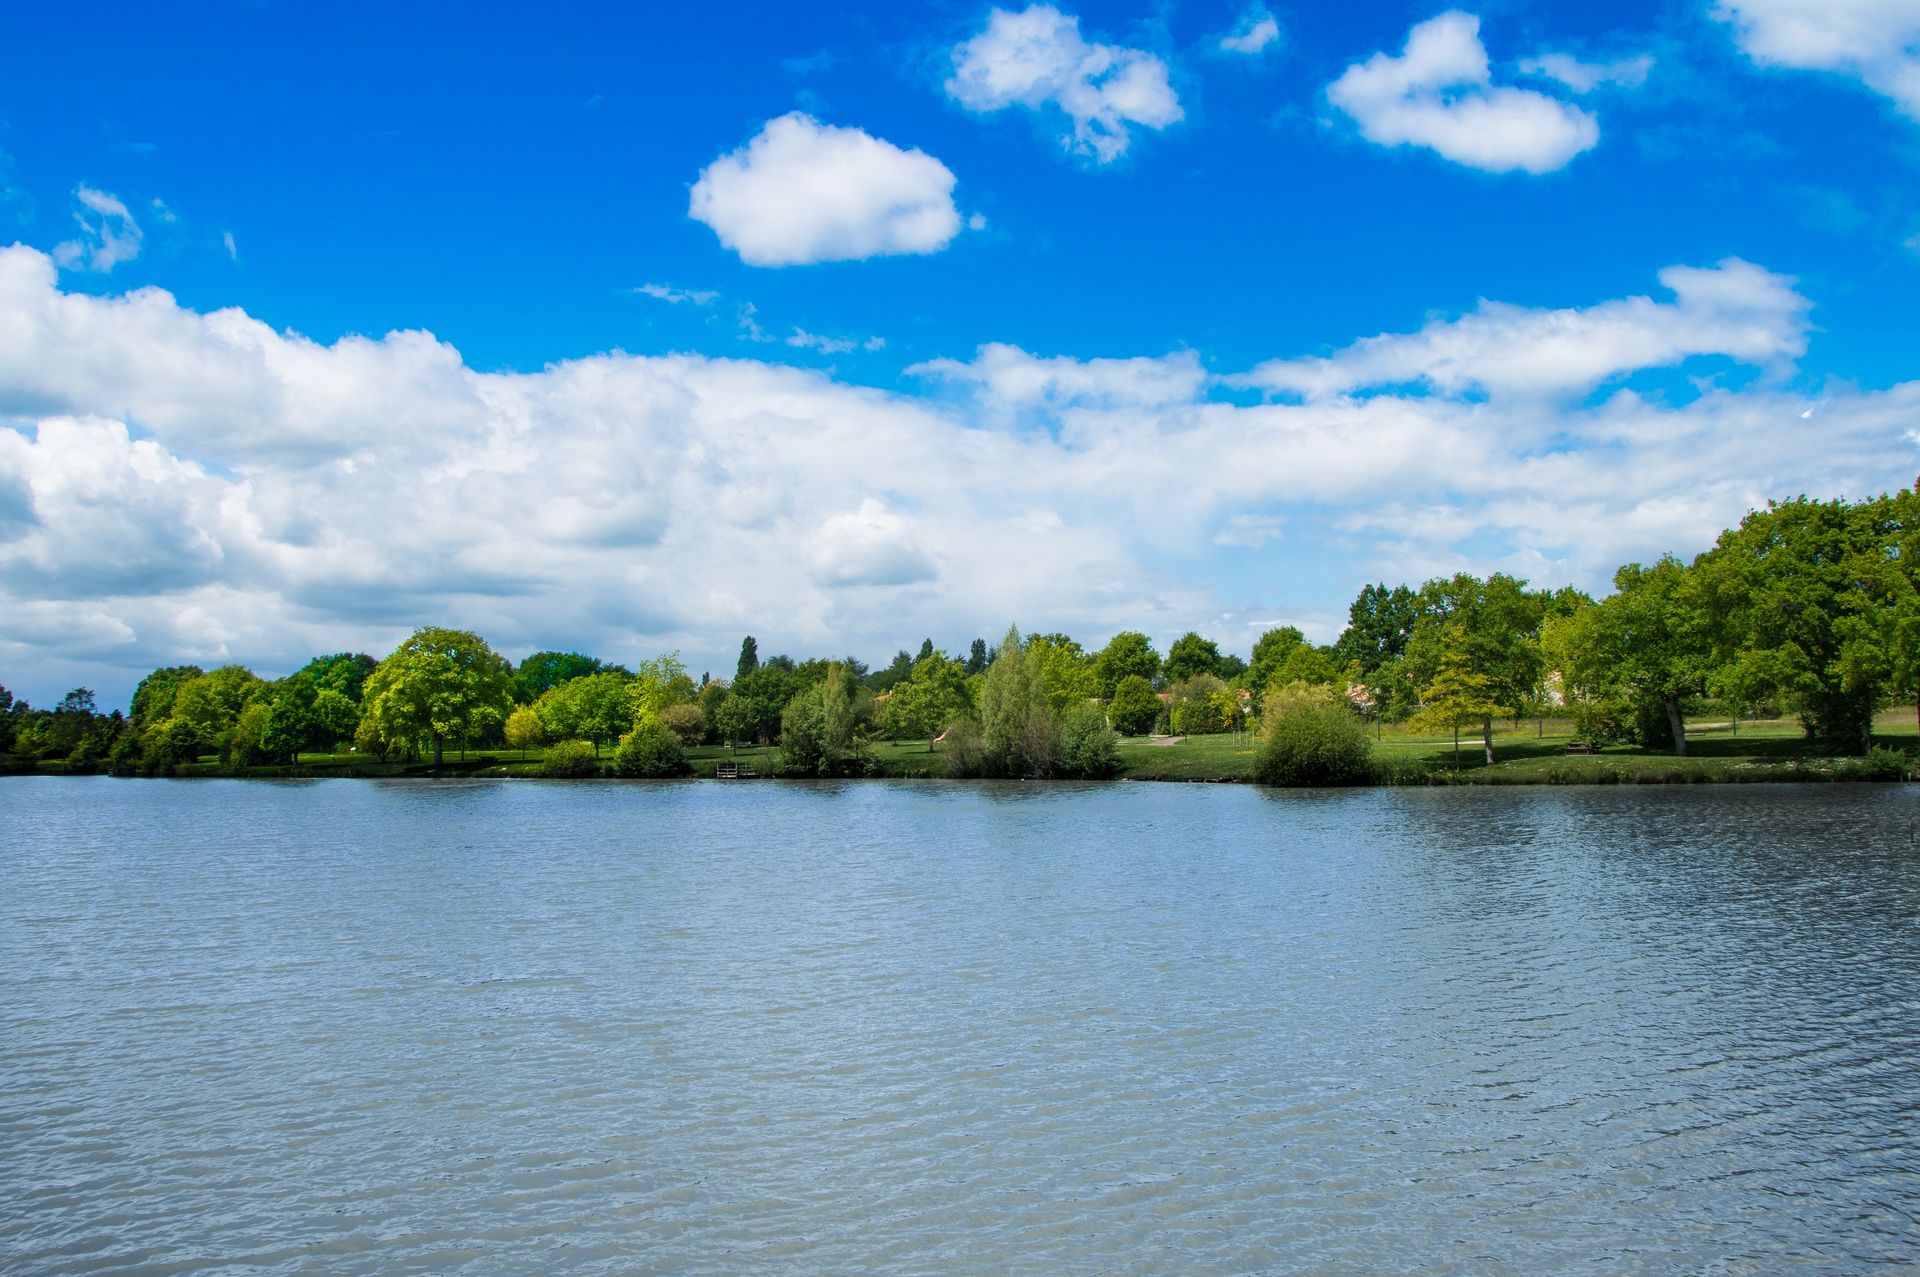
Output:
[
  {"xmin": 611, "ymin": 717, "xmax": 690, "ymax": 777},
  {"xmin": 542, "ymin": 738, "xmax": 601, "ymax": 778},
  {"xmin": 1254, "ymin": 682, "xmax": 1374, "ymax": 787}
]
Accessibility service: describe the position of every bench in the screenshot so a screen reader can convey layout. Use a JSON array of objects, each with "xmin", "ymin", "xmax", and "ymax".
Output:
[{"xmin": 1563, "ymin": 741, "xmax": 1596, "ymax": 756}]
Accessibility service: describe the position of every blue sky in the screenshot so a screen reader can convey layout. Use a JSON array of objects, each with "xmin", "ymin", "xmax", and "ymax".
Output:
[{"xmin": 3, "ymin": 0, "xmax": 1919, "ymax": 706}]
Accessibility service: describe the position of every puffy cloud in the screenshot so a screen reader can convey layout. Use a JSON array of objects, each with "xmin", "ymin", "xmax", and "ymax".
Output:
[
  {"xmin": 53, "ymin": 186, "xmax": 143, "ymax": 272},
  {"xmin": 0, "ymin": 244, "xmax": 1914, "ymax": 708},
  {"xmin": 910, "ymin": 344, "xmax": 1206, "ymax": 409},
  {"xmin": 689, "ymin": 113, "xmax": 963, "ymax": 267},
  {"xmin": 1518, "ymin": 52, "xmax": 1654, "ymax": 94},
  {"xmin": 1239, "ymin": 259, "xmax": 1810, "ymax": 400},
  {"xmin": 1327, "ymin": 11, "xmax": 1599, "ymax": 173},
  {"xmin": 1219, "ymin": 8, "xmax": 1281, "ymax": 56},
  {"xmin": 947, "ymin": 5, "xmax": 1182, "ymax": 163},
  {"xmin": 811, "ymin": 500, "xmax": 939, "ymax": 587},
  {"xmin": 1713, "ymin": 0, "xmax": 1920, "ymax": 118}
]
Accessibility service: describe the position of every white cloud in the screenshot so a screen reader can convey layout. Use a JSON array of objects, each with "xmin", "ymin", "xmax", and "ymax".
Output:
[
  {"xmin": 1327, "ymin": 11, "xmax": 1599, "ymax": 173},
  {"xmin": 1239, "ymin": 259, "xmax": 1811, "ymax": 399},
  {"xmin": 1219, "ymin": 8, "xmax": 1281, "ymax": 56},
  {"xmin": 52, "ymin": 186, "xmax": 144, "ymax": 272},
  {"xmin": 811, "ymin": 500, "xmax": 938, "ymax": 586},
  {"xmin": 689, "ymin": 113, "xmax": 963, "ymax": 266},
  {"xmin": 947, "ymin": 5, "xmax": 1182, "ymax": 163},
  {"xmin": 1713, "ymin": 0, "xmax": 1920, "ymax": 118},
  {"xmin": 221, "ymin": 231, "xmax": 239, "ymax": 262},
  {"xmin": 911, "ymin": 343, "xmax": 1206, "ymax": 409},
  {"xmin": 1518, "ymin": 52, "xmax": 1653, "ymax": 94},
  {"xmin": 635, "ymin": 282, "xmax": 718, "ymax": 305},
  {"xmin": 0, "ymin": 243, "xmax": 1914, "ymax": 709}
]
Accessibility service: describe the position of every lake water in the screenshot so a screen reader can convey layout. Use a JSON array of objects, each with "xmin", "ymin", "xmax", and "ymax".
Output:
[{"xmin": 3, "ymin": 778, "xmax": 1918, "ymax": 1274}]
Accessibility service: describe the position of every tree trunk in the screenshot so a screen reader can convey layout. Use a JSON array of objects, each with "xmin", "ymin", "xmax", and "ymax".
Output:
[
  {"xmin": 1452, "ymin": 723, "xmax": 1460, "ymax": 770},
  {"xmin": 1481, "ymin": 714, "xmax": 1494, "ymax": 766},
  {"xmin": 433, "ymin": 732, "xmax": 444, "ymax": 766},
  {"xmin": 1665, "ymin": 696, "xmax": 1687, "ymax": 757}
]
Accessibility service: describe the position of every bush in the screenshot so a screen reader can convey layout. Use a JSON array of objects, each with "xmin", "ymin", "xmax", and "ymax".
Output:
[
  {"xmin": 542, "ymin": 738, "xmax": 602, "ymax": 778},
  {"xmin": 610, "ymin": 718, "xmax": 689, "ymax": 778},
  {"xmin": 1107, "ymin": 674, "xmax": 1161, "ymax": 736},
  {"xmin": 1856, "ymin": 745, "xmax": 1911, "ymax": 781},
  {"xmin": 660, "ymin": 703, "xmax": 706, "ymax": 747},
  {"xmin": 941, "ymin": 717, "xmax": 990, "ymax": 778},
  {"xmin": 1060, "ymin": 704, "xmax": 1120, "ymax": 778},
  {"xmin": 1254, "ymin": 684, "xmax": 1374, "ymax": 787}
]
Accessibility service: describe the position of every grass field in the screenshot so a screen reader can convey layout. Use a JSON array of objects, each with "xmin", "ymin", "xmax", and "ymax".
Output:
[{"xmin": 139, "ymin": 708, "xmax": 1919, "ymax": 785}]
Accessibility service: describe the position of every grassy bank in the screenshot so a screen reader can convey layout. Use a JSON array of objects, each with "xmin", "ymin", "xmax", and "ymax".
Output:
[{"xmin": 20, "ymin": 710, "xmax": 1916, "ymax": 784}]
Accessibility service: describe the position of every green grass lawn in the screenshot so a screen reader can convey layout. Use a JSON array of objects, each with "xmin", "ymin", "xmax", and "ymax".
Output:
[{"xmin": 154, "ymin": 707, "xmax": 1917, "ymax": 785}]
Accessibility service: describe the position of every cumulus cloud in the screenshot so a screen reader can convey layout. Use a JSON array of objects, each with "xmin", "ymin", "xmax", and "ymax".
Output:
[
  {"xmin": 811, "ymin": 500, "xmax": 939, "ymax": 586},
  {"xmin": 1327, "ymin": 11, "xmax": 1599, "ymax": 173},
  {"xmin": 689, "ymin": 113, "xmax": 963, "ymax": 267},
  {"xmin": 1239, "ymin": 259, "xmax": 1810, "ymax": 399},
  {"xmin": 947, "ymin": 5, "xmax": 1182, "ymax": 163},
  {"xmin": 53, "ymin": 186, "xmax": 144, "ymax": 272},
  {"xmin": 0, "ymin": 243, "xmax": 1914, "ymax": 709},
  {"xmin": 1518, "ymin": 52, "xmax": 1654, "ymax": 94},
  {"xmin": 1219, "ymin": 8, "xmax": 1281, "ymax": 56},
  {"xmin": 1713, "ymin": 0, "xmax": 1920, "ymax": 118},
  {"xmin": 911, "ymin": 343, "xmax": 1207, "ymax": 409}
]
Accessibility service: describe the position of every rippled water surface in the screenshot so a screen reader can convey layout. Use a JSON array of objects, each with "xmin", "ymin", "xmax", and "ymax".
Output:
[{"xmin": 4, "ymin": 778, "xmax": 1920, "ymax": 1274}]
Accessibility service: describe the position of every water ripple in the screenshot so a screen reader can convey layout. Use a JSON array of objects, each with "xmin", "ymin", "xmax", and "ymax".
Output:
[{"xmin": 2, "ymin": 778, "xmax": 1918, "ymax": 1273}]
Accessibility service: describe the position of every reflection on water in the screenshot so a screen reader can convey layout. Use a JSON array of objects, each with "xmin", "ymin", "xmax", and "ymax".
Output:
[{"xmin": 3, "ymin": 778, "xmax": 1918, "ymax": 1273}]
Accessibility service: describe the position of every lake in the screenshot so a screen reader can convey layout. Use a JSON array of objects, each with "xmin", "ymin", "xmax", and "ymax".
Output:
[{"xmin": 3, "ymin": 777, "xmax": 1918, "ymax": 1273}]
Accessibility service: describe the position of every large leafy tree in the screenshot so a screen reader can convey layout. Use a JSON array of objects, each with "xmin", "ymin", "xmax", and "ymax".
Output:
[
  {"xmin": 534, "ymin": 670, "xmax": 635, "ymax": 754},
  {"xmin": 881, "ymin": 652, "xmax": 973, "ymax": 748},
  {"xmin": 514, "ymin": 651, "xmax": 622, "ymax": 703},
  {"xmin": 1025, "ymin": 633, "xmax": 1098, "ymax": 715},
  {"xmin": 1334, "ymin": 583, "xmax": 1418, "ymax": 673},
  {"xmin": 1694, "ymin": 495, "xmax": 1903, "ymax": 752},
  {"xmin": 297, "ymin": 652, "xmax": 378, "ymax": 703},
  {"xmin": 1107, "ymin": 674, "xmax": 1162, "ymax": 735},
  {"xmin": 1413, "ymin": 627, "xmax": 1506, "ymax": 768},
  {"xmin": 1092, "ymin": 631, "xmax": 1160, "ymax": 697},
  {"xmin": 1404, "ymin": 573, "xmax": 1548, "ymax": 764},
  {"xmin": 361, "ymin": 627, "xmax": 515, "ymax": 765},
  {"xmin": 1163, "ymin": 632, "xmax": 1225, "ymax": 683},
  {"xmin": 1551, "ymin": 556, "xmax": 1712, "ymax": 754}
]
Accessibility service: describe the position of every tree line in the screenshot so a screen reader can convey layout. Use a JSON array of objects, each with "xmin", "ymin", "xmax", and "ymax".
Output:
[{"xmin": 5, "ymin": 492, "xmax": 1917, "ymax": 778}]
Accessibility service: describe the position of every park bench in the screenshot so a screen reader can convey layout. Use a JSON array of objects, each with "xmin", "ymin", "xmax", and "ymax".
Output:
[{"xmin": 1563, "ymin": 741, "xmax": 1596, "ymax": 756}]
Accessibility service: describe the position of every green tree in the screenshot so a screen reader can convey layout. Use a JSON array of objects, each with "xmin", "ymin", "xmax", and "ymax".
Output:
[
  {"xmin": 1093, "ymin": 631, "xmax": 1160, "ymax": 697},
  {"xmin": 297, "ymin": 652, "xmax": 378, "ymax": 703},
  {"xmin": 168, "ymin": 665, "xmax": 267, "ymax": 762},
  {"xmin": 1025, "ymin": 633, "xmax": 1098, "ymax": 716},
  {"xmin": 1168, "ymin": 674, "xmax": 1230, "ymax": 734},
  {"xmin": 1695, "ymin": 495, "xmax": 1904, "ymax": 752},
  {"xmin": 514, "ymin": 651, "xmax": 620, "ymax": 703},
  {"xmin": 736, "ymin": 635, "xmax": 760, "ymax": 682},
  {"xmin": 360, "ymin": 627, "xmax": 515, "ymax": 765},
  {"xmin": 1247, "ymin": 627, "xmax": 1309, "ymax": 697},
  {"xmin": 611, "ymin": 716, "xmax": 689, "ymax": 777},
  {"xmin": 1412, "ymin": 626, "xmax": 1507, "ymax": 768},
  {"xmin": 966, "ymin": 638, "xmax": 989, "ymax": 676},
  {"xmin": 1106, "ymin": 674, "xmax": 1161, "ymax": 735},
  {"xmin": 1333, "ymin": 583, "xmax": 1418, "ymax": 674},
  {"xmin": 779, "ymin": 663, "xmax": 870, "ymax": 777},
  {"xmin": 504, "ymin": 704, "xmax": 544, "ymax": 752},
  {"xmin": 1163, "ymin": 632, "xmax": 1224, "ymax": 683},
  {"xmin": 1551, "ymin": 556, "xmax": 1712, "ymax": 754},
  {"xmin": 976, "ymin": 624, "xmax": 1059, "ymax": 776},
  {"xmin": 535, "ymin": 670, "xmax": 637, "ymax": 754},
  {"xmin": 1059, "ymin": 704, "xmax": 1121, "ymax": 778},
  {"xmin": 1404, "ymin": 573, "xmax": 1548, "ymax": 765},
  {"xmin": 881, "ymin": 653, "xmax": 973, "ymax": 749}
]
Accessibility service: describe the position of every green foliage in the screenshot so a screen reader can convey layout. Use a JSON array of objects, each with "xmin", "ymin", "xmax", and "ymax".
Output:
[
  {"xmin": 1333, "ymin": 583, "xmax": 1418, "ymax": 675},
  {"xmin": 129, "ymin": 665, "xmax": 203, "ymax": 729},
  {"xmin": 504, "ymin": 705, "xmax": 544, "ymax": 751},
  {"xmin": 1059, "ymin": 704, "xmax": 1120, "ymax": 778},
  {"xmin": 725, "ymin": 664, "xmax": 800, "ymax": 744},
  {"xmin": 1107, "ymin": 674, "xmax": 1162, "ymax": 735},
  {"xmin": 611, "ymin": 717, "xmax": 690, "ymax": 777},
  {"xmin": 514, "ymin": 651, "xmax": 621, "ymax": 703},
  {"xmin": 1694, "ymin": 495, "xmax": 1910, "ymax": 754},
  {"xmin": 360, "ymin": 627, "xmax": 515, "ymax": 765},
  {"xmin": 1024, "ymin": 633, "xmax": 1098, "ymax": 716},
  {"xmin": 736, "ymin": 635, "xmax": 759, "ymax": 682},
  {"xmin": 660, "ymin": 702, "xmax": 706, "ymax": 746},
  {"xmin": 1248, "ymin": 626, "xmax": 1309, "ymax": 697},
  {"xmin": 1550, "ymin": 555, "xmax": 1709, "ymax": 756},
  {"xmin": 296, "ymin": 652, "xmax": 378, "ymax": 703},
  {"xmin": 880, "ymin": 653, "xmax": 973, "ymax": 742},
  {"xmin": 1169, "ymin": 674, "xmax": 1230, "ymax": 735},
  {"xmin": 541, "ymin": 738, "xmax": 601, "ymax": 778},
  {"xmin": 1093, "ymin": 630, "xmax": 1159, "ymax": 697},
  {"xmin": 533, "ymin": 670, "xmax": 633, "ymax": 752},
  {"xmin": 778, "ymin": 664, "xmax": 871, "ymax": 777},
  {"xmin": 1858, "ymin": 746, "xmax": 1911, "ymax": 781},
  {"xmin": 1254, "ymin": 683, "xmax": 1375, "ymax": 787},
  {"xmin": 976, "ymin": 624, "xmax": 1059, "ymax": 776},
  {"xmin": 1163, "ymin": 631, "xmax": 1224, "ymax": 683}
]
